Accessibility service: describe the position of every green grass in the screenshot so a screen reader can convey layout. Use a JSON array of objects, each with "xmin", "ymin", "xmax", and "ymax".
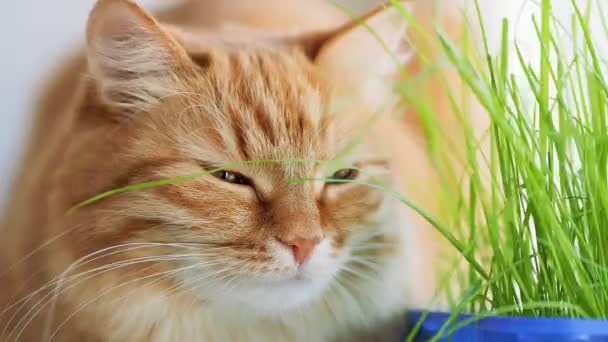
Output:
[{"xmin": 395, "ymin": 0, "xmax": 608, "ymax": 337}]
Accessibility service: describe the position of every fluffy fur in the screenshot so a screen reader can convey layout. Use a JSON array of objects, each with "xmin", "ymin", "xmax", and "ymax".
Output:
[{"xmin": 0, "ymin": 0, "xmax": 478, "ymax": 340}]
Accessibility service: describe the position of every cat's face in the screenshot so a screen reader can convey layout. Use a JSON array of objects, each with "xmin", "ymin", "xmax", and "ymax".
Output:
[
  {"xmin": 61, "ymin": 0, "xmax": 410, "ymax": 314},
  {"xmin": 107, "ymin": 50, "xmax": 392, "ymax": 312}
]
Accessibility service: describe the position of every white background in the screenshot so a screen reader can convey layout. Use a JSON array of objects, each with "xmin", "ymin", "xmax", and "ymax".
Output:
[{"xmin": 0, "ymin": 0, "xmax": 599, "ymax": 206}]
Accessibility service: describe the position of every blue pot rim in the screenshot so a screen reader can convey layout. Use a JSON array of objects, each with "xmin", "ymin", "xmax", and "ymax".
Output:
[{"xmin": 407, "ymin": 310, "xmax": 608, "ymax": 340}]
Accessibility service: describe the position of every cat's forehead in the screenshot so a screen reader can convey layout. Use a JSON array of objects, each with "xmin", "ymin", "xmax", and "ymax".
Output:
[{"xmin": 173, "ymin": 46, "xmax": 337, "ymax": 169}]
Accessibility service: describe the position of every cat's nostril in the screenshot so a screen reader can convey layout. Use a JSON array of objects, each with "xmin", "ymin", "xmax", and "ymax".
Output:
[{"xmin": 278, "ymin": 236, "xmax": 321, "ymax": 265}]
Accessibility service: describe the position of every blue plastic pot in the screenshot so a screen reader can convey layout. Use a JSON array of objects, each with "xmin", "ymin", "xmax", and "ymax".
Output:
[{"xmin": 406, "ymin": 310, "xmax": 608, "ymax": 341}]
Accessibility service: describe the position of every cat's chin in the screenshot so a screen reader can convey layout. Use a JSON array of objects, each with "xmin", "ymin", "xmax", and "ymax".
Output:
[
  {"xmin": 232, "ymin": 276, "xmax": 331, "ymax": 314},
  {"xmin": 184, "ymin": 239, "xmax": 346, "ymax": 315},
  {"xmin": 177, "ymin": 272, "xmax": 329, "ymax": 316}
]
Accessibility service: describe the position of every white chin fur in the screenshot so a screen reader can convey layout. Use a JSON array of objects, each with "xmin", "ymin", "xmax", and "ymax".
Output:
[{"xmin": 180, "ymin": 238, "xmax": 345, "ymax": 316}]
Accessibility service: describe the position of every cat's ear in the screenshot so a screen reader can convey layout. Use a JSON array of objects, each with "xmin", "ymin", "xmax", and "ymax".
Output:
[
  {"xmin": 85, "ymin": 0, "xmax": 190, "ymax": 114},
  {"xmin": 299, "ymin": 3, "xmax": 413, "ymax": 109}
]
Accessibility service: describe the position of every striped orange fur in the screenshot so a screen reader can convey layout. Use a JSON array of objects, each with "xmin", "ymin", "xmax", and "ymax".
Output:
[{"xmin": 0, "ymin": 1, "xmax": 480, "ymax": 340}]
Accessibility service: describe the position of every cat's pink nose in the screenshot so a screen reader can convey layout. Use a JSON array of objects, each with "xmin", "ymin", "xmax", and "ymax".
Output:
[{"xmin": 280, "ymin": 236, "xmax": 321, "ymax": 265}]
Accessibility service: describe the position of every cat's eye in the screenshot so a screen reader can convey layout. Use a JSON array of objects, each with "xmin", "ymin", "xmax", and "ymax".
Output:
[
  {"xmin": 212, "ymin": 170, "xmax": 250, "ymax": 186},
  {"xmin": 327, "ymin": 168, "xmax": 359, "ymax": 184}
]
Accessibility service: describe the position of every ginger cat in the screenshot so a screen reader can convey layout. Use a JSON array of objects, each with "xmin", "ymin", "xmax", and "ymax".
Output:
[{"xmin": 0, "ymin": 0, "xmax": 475, "ymax": 340}]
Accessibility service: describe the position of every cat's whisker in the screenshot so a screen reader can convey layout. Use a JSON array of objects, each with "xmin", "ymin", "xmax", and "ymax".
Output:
[
  {"xmin": 111, "ymin": 258, "xmax": 228, "ymax": 303},
  {"xmin": 0, "ymin": 222, "xmax": 87, "ymax": 281},
  {"xmin": 347, "ymin": 256, "xmax": 383, "ymax": 272},
  {"xmin": 350, "ymin": 229, "xmax": 393, "ymax": 243},
  {"xmin": 148, "ymin": 241, "xmax": 236, "ymax": 248},
  {"xmin": 327, "ymin": 278, "xmax": 365, "ymax": 323},
  {"xmin": 359, "ymin": 242, "xmax": 396, "ymax": 248},
  {"xmin": 162, "ymin": 265, "xmax": 232, "ymax": 298},
  {"xmin": 147, "ymin": 256, "xmax": 242, "ymax": 297},
  {"xmin": 174, "ymin": 257, "xmax": 254, "ymax": 299},
  {"xmin": 62, "ymin": 254, "xmax": 233, "ymax": 306},
  {"xmin": 42, "ymin": 262, "xmax": 210, "ymax": 342},
  {"xmin": 188, "ymin": 259, "xmax": 247, "ymax": 288},
  {"xmin": 338, "ymin": 264, "xmax": 380, "ymax": 285},
  {"xmin": 217, "ymin": 263, "xmax": 251, "ymax": 293},
  {"xmin": 0, "ymin": 243, "xmax": 199, "ymax": 323},
  {"xmin": 1, "ymin": 245, "xmax": 181, "ymax": 336},
  {"xmin": 44, "ymin": 254, "xmax": 221, "ymax": 332},
  {"xmin": 58, "ymin": 242, "xmax": 196, "ymax": 273},
  {"xmin": 5, "ymin": 253, "xmax": 208, "ymax": 341},
  {"xmin": 40, "ymin": 257, "xmax": 184, "ymax": 341},
  {"xmin": 215, "ymin": 273, "xmax": 244, "ymax": 298},
  {"xmin": 7, "ymin": 265, "xmax": 135, "ymax": 340},
  {"xmin": 199, "ymin": 259, "xmax": 254, "ymax": 296},
  {"xmin": 348, "ymin": 242, "xmax": 397, "ymax": 252},
  {"xmin": 16, "ymin": 260, "xmax": 211, "ymax": 342}
]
